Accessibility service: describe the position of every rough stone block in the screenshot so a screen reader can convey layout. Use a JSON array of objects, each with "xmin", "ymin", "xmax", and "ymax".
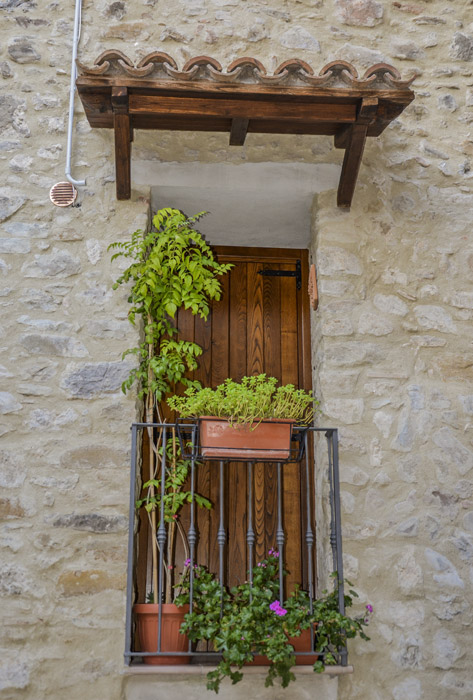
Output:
[
  {"xmin": 0, "ymin": 187, "xmax": 26, "ymax": 222},
  {"xmin": 60, "ymin": 445, "xmax": 128, "ymax": 470},
  {"xmin": 50, "ymin": 513, "xmax": 128, "ymax": 533},
  {"xmin": 318, "ymin": 247, "xmax": 362, "ymax": 276},
  {"xmin": 60, "ymin": 361, "xmax": 134, "ymax": 398},
  {"xmin": 433, "ymin": 427, "xmax": 473, "ymax": 476},
  {"xmin": 413, "ymin": 305, "xmax": 457, "ymax": 333},
  {"xmin": 0, "ymin": 392, "xmax": 22, "ymax": 415},
  {"xmin": 373, "ymin": 294, "xmax": 408, "ymax": 316},
  {"xmin": 20, "ymin": 334, "xmax": 89, "ymax": 358},
  {"xmin": 325, "ymin": 341, "xmax": 385, "ymax": 367},
  {"xmin": 7, "ymin": 38, "xmax": 40, "ymax": 64},
  {"xmin": 334, "ymin": 0, "xmax": 383, "ymax": 27},
  {"xmin": 450, "ymin": 32, "xmax": 473, "ymax": 61},
  {"xmin": 358, "ymin": 312, "xmax": 393, "ymax": 336},
  {"xmin": 433, "ymin": 629, "xmax": 462, "ymax": 670},
  {"xmin": 21, "ymin": 249, "xmax": 81, "ymax": 278},
  {"xmin": 324, "ymin": 398, "xmax": 364, "ymax": 424},
  {"xmin": 280, "ymin": 26, "xmax": 320, "ymax": 51},
  {"xmin": 57, "ymin": 569, "xmax": 126, "ymax": 596}
]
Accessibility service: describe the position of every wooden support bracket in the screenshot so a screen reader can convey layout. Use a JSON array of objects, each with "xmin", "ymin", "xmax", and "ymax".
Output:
[
  {"xmin": 337, "ymin": 97, "xmax": 379, "ymax": 210},
  {"xmin": 334, "ymin": 126, "xmax": 350, "ymax": 150},
  {"xmin": 230, "ymin": 118, "xmax": 250, "ymax": 146},
  {"xmin": 111, "ymin": 86, "xmax": 132, "ymax": 200}
]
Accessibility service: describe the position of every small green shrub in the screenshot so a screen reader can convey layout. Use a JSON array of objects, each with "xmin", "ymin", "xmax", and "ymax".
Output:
[{"xmin": 168, "ymin": 374, "xmax": 317, "ymax": 426}]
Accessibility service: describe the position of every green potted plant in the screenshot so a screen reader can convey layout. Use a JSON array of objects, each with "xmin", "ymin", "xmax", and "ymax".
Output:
[
  {"xmin": 175, "ymin": 550, "xmax": 372, "ymax": 692},
  {"xmin": 109, "ymin": 207, "xmax": 232, "ymax": 663},
  {"xmin": 167, "ymin": 374, "xmax": 317, "ymax": 460}
]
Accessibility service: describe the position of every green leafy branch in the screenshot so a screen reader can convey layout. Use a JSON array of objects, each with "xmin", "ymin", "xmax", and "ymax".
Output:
[{"xmin": 109, "ymin": 207, "xmax": 232, "ymax": 401}]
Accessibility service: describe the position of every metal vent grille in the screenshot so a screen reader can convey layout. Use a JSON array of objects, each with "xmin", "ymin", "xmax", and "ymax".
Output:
[{"xmin": 49, "ymin": 181, "xmax": 78, "ymax": 207}]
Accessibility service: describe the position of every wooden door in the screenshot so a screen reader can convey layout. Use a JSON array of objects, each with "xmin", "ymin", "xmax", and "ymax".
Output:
[{"xmin": 177, "ymin": 246, "xmax": 313, "ymax": 591}]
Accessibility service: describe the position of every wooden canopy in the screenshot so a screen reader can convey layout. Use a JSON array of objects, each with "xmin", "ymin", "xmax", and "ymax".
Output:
[{"xmin": 76, "ymin": 52, "xmax": 415, "ymax": 208}]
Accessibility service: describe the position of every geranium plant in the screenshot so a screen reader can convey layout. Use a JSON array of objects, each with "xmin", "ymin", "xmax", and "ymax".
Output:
[{"xmin": 175, "ymin": 551, "xmax": 372, "ymax": 693}]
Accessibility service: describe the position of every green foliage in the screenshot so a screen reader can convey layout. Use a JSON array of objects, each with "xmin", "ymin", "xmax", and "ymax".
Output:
[
  {"xmin": 136, "ymin": 440, "xmax": 211, "ymax": 522},
  {"xmin": 175, "ymin": 552, "xmax": 371, "ymax": 693},
  {"xmin": 108, "ymin": 208, "xmax": 233, "ymax": 400},
  {"xmin": 167, "ymin": 374, "xmax": 317, "ymax": 426}
]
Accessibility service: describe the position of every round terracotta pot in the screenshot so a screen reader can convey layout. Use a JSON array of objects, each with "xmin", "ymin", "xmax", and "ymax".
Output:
[
  {"xmin": 249, "ymin": 628, "xmax": 318, "ymax": 666},
  {"xmin": 133, "ymin": 603, "xmax": 190, "ymax": 665}
]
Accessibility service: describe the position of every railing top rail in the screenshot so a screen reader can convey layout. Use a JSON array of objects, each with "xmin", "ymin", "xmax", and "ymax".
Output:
[{"xmin": 132, "ymin": 421, "xmax": 337, "ymax": 433}]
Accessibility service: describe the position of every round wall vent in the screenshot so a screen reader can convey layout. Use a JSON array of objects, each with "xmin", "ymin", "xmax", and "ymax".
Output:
[{"xmin": 49, "ymin": 181, "xmax": 78, "ymax": 207}]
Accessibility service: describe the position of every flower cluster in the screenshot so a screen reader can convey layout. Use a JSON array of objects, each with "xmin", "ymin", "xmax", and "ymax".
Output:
[{"xmin": 269, "ymin": 600, "xmax": 287, "ymax": 617}]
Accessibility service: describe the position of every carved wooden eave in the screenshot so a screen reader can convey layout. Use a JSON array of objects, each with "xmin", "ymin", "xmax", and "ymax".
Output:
[{"xmin": 76, "ymin": 51, "xmax": 415, "ymax": 208}]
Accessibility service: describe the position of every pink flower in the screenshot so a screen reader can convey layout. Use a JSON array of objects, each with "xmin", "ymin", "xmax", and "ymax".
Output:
[
  {"xmin": 269, "ymin": 600, "xmax": 287, "ymax": 616},
  {"xmin": 184, "ymin": 558, "xmax": 191, "ymax": 567},
  {"xmin": 366, "ymin": 604, "xmax": 373, "ymax": 613}
]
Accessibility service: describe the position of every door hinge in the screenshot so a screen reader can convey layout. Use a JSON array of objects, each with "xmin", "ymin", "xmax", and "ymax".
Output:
[{"xmin": 257, "ymin": 259, "xmax": 301, "ymax": 290}]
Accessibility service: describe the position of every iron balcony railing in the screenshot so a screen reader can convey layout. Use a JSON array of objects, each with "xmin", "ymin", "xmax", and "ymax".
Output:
[{"xmin": 124, "ymin": 422, "xmax": 346, "ymax": 666}]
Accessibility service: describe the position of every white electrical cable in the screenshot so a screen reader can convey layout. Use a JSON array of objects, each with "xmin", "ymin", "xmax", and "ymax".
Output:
[{"xmin": 65, "ymin": 0, "xmax": 86, "ymax": 187}]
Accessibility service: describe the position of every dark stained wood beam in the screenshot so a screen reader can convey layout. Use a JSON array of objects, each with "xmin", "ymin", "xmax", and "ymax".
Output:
[
  {"xmin": 111, "ymin": 86, "xmax": 132, "ymax": 200},
  {"xmin": 337, "ymin": 97, "xmax": 378, "ymax": 210},
  {"xmin": 129, "ymin": 95, "xmax": 356, "ymax": 123},
  {"xmin": 76, "ymin": 71, "xmax": 414, "ymax": 208},
  {"xmin": 229, "ymin": 118, "xmax": 249, "ymax": 146}
]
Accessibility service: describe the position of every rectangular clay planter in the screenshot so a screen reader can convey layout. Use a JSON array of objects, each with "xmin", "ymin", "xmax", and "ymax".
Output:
[
  {"xmin": 199, "ymin": 417, "xmax": 295, "ymax": 460},
  {"xmin": 133, "ymin": 603, "xmax": 190, "ymax": 665},
  {"xmin": 249, "ymin": 628, "xmax": 318, "ymax": 666}
]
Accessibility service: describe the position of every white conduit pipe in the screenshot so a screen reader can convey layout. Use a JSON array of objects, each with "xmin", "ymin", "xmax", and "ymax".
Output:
[{"xmin": 65, "ymin": 0, "xmax": 86, "ymax": 187}]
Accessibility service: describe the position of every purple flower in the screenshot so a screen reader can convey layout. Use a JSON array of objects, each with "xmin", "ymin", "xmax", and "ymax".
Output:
[
  {"xmin": 184, "ymin": 558, "xmax": 191, "ymax": 567},
  {"xmin": 366, "ymin": 604, "xmax": 373, "ymax": 613},
  {"xmin": 269, "ymin": 600, "xmax": 287, "ymax": 616}
]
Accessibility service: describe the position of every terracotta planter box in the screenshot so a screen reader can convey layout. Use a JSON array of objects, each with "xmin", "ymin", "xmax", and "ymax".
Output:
[
  {"xmin": 199, "ymin": 417, "xmax": 295, "ymax": 460},
  {"xmin": 133, "ymin": 603, "xmax": 190, "ymax": 665},
  {"xmin": 249, "ymin": 628, "xmax": 318, "ymax": 666}
]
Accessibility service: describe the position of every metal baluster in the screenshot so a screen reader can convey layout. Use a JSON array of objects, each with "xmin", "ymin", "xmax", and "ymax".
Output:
[
  {"xmin": 304, "ymin": 430, "xmax": 315, "ymax": 655},
  {"xmin": 157, "ymin": 427, "xmax": 167, "ymax": 654},
  {"xmin": 247, "ymin": 462, "xmax": 255, "ymax": 598},
  {"xmin": 188, "ymin": 424, "xmax": 197, "ymax": 653},
  {"xmin": 276, "ymin": 462, "xmax": 284, "ymax": 603},
  {"xmin": 124, "ymin": 424, "xmax": 138, "ymax": 665},
  {"xmin": 326, "ymin": 430, "xmax": 338, "ymax": 576},
  {"xmin": 217, "ymin": 461, "xmax": 226, "ymax": 614},
  {"xmin": 329, "ymin": 429, "xmax": 348, "ymax": 666}
]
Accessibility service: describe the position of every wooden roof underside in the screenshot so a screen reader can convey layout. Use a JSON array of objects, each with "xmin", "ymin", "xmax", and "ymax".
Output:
[{"xmin": 76, "ymin": 52, "xmax": 415, "ymax": 209}]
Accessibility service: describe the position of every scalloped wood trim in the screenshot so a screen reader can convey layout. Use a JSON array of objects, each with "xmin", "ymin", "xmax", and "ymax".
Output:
[{"xmin": 77, "ymin": 51, "xmax": 416, "ymax": 91}]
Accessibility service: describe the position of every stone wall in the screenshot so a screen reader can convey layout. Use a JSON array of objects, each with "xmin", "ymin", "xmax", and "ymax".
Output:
[
  {"xmin": 1, "ymin": 1, "xmax": 473, "ymax": 699},
  {"xmin": 311, "ymin": 178, "xmax": 473, "ymax": 700}
]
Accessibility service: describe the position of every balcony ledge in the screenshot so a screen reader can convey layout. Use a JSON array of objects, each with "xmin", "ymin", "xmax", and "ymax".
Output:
[{"xmin": 122, "ymin": 664, "xmax": 353, "ymax": 676}]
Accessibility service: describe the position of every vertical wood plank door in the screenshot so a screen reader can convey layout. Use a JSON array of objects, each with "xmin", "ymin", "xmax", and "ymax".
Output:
[{"xmin": 177, "ymin": 246, "xmax": 312, "ymax": 592}]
